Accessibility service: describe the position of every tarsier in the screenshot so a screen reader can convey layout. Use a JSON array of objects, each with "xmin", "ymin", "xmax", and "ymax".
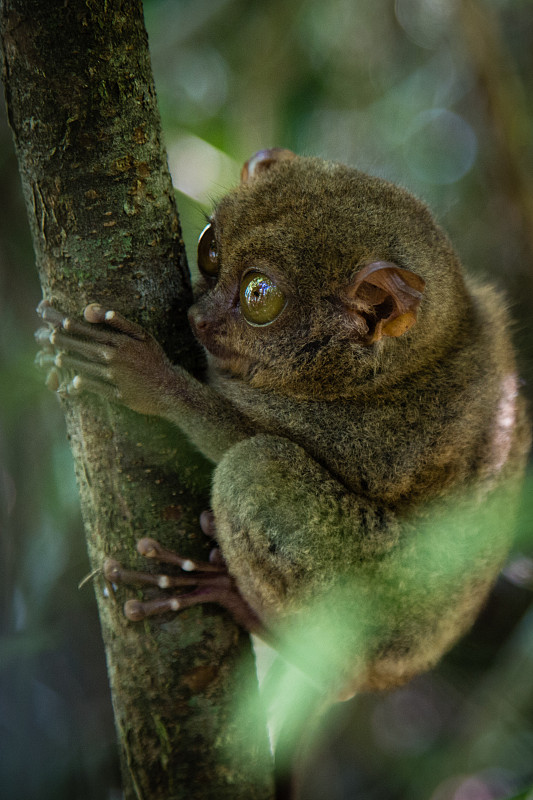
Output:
[{"xmin": 37, "ymin": 149, "xmax": 530, "ymax": 699}]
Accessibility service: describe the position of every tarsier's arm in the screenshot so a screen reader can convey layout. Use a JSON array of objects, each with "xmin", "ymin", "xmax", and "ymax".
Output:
[{"xmin": 36, "ymin": 300, "xmax": 255, "ymax": 463}]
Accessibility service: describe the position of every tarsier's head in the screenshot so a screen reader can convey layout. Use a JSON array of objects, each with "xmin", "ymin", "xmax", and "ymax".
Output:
[{"xmin": 188, "ymin": 149, "xmax": 469, "ymax": 399}]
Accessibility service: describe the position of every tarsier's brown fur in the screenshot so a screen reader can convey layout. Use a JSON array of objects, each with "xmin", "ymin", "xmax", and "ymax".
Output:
[{"xmin": 38, "ymin": 150, "xmax": 530, "ymax": 698}]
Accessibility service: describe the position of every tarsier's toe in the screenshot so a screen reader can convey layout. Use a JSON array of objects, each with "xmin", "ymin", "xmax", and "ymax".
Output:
[
  {"xmin": 208, "ymin": 547, "xmax": 226, "ymax": 567},
  {"xmin": 136, "ymin": 537, "xmax": 162, "ymax": 558},
  {"xmin": 34, "ymin": 326, "xmax": 53, "ymax": 347},
  {"xmin": 124, "ymin": 599, "xmax": 146, "ymax": 621},
  {"xmin": 200, "ymin": 510, "xmax": 217, "ymax": 538},
  {"xmin": 36, "ymin": 299, "xmax": 51, "ymax": 315},
  {"xmin": 103, "ymin": 558, "xmax": 122, "ymax": 582}
]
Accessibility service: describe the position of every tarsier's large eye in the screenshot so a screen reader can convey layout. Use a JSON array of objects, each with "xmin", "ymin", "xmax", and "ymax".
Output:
[
  {"xmin": 240, "ymin": 271, "xmax": 286, "ymax": 326},
  {"xmin": 197, "ymin": 223, "xmax": 219, "ymax": 278}
]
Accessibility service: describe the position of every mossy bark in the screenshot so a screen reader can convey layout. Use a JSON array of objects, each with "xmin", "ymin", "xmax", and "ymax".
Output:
[{"xmin": 0, "ymin": 1, "xmax": 273, "ymax": 798}]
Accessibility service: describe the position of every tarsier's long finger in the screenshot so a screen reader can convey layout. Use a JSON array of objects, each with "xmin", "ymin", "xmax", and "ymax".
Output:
[
  {"xmin": 104, "ymin": 559, "xmax": 204, "ymax": 589},
  {"xmin": 45, "ymin": 367, "xmax": 62, "ymax": 392},
  {"xmin": 84, "ymin": 304, "xmax": 147, "ymax": 340},
  {"xmin": 37, "ymin": 300, "xmax": 67, "ymax": 327},
  {"xmin": 137, "ymin": 537, "xmax": 225, "ymax": 573},
  {"xmin": 106, "ymin": 553, "xmax": 266, "ymax": 635},
  {"xmin": 57, "ymin": 374, "xmax": 121, "ymax": 402},
  {"xmin": 38, "ymin": 300, "xmax": 120, "ymax": 345},
  {"xmin": 52, "ymin": 352, "xmax": 113, "ymax": 381},
  {"xmin": 34, "ymin": 350, "xmax": 58, "ymax": 370},
  {"xmin": 124, "ymin": 596, "xmax": 186, "ymax": 620},
  {"xmin": 123, "ymin": 585, "xmax": 234, "ymax": 622},
  {"xmin": 49, "ymin": 333, "xmax": 114, "ymax": 367},
  {"xmin": 34, "ymin": 350, "xmax": 67, "ymax": 391},
  {"xmin": 199, "ymin": 510, "xmax": 217, "ymax": 538},
  {"xmin": 34, "ymin": 326, "xmax": 55, "ymax": 349}
]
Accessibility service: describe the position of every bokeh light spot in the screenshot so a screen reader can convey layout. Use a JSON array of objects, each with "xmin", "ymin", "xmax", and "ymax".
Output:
[{"xmin": 403, "ymin": 109, "xmax": 477, "ymax": 184}]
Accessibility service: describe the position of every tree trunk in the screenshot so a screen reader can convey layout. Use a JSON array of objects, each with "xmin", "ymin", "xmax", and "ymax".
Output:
[{"xmin": 0, "ymin": 1, "xmax": 274, "ymax": 798}]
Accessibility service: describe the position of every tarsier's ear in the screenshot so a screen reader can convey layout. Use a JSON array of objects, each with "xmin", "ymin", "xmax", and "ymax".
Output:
[
  {"xmin": 241, "ymin": 148, "xmax": 296, "ymax": 183},
  {"xmin": 341, "ymin": 261, "xmax": 425, "ymax": 343}
]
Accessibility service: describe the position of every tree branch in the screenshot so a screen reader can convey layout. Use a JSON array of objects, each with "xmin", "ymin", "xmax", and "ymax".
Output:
[
  {"xmin": 459, "ymin": 0, "xmax": 533, "ymax": 269},
  {"xmin": 0, "ymin": 1, "xmax": 273, "ymax": 797}
]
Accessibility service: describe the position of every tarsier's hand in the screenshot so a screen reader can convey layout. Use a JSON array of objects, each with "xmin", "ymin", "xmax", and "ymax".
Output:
[{"xmin": 35, "ymin": 300, "xmax": 176, "ymax": 416}]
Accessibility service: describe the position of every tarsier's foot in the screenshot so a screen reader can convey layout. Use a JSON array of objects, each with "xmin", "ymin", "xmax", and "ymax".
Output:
[{"xmin": 104, "ymin": 514, "xmax": 266, "ymax": 636}]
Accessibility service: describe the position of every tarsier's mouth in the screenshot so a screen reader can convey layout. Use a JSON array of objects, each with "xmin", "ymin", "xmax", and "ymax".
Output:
[
  {"xmin": 204, "ymin": 342, "xmax": 255, "ymax": 376},
  {"xmin": 202, "ymin": 340, "xmax": 239, "ymax": 362}
]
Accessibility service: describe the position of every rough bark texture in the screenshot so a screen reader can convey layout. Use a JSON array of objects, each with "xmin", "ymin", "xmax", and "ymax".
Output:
[{"xmin": 0, "ymin": 1, "xmax": 273, "ymax": 798}]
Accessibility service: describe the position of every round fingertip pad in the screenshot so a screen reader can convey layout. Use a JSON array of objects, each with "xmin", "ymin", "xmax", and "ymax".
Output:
[{"xmin": 84, "ymin": 303, "xmax": 106, "ymax": 323}]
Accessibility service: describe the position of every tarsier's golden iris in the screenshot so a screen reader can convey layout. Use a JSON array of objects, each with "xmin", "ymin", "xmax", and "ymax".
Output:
[
  {"xmin": 240, "ymin": 272, "xmax": 286, "ymax": 325},
  {"xmin": 198, "ymin": 223, "xmax": 286, "ymax": 326}
]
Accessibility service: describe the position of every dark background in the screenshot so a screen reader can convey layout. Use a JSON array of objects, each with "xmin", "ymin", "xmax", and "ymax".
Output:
[{"xmin": 1, "ymin": 1, "xmax": 532, "ymax": 798}]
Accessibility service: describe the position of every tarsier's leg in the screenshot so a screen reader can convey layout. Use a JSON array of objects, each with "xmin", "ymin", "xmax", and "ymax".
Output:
[
  {"xmin": 209, "ymin": 434, "xmax": 497, "ymax": 694},
  {"xmin": 210, "ymin": 433, "xmax": 401, "ymax": 621},
  {"xmin": 104, "ymin": 513, "xmax": 267, "ymax": 636},
  {"xmin": 207, "ymin": 433, "xmax": 402, "ymax": 691}
]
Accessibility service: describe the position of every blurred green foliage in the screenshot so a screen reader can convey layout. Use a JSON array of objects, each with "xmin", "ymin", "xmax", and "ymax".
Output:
[{"xmin": 0, "ymin": 0, "xmax": 532, "ymax": 798}]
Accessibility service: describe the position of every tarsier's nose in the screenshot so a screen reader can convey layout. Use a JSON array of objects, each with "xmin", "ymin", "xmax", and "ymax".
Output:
[{"xmin": 188, "ymin": 306, "xmax": 210, "ymax": 339}]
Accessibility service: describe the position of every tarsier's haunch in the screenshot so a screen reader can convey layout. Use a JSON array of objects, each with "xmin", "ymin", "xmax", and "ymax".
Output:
[{"xmin": 37, "ymin": 149, "xmax": 530, "ymax": 699}]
